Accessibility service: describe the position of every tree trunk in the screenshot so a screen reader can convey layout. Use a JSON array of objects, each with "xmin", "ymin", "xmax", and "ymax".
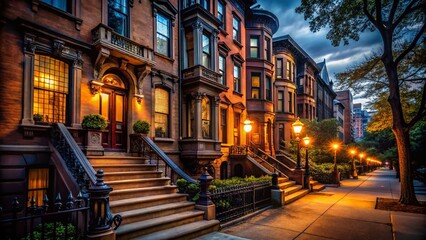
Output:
[{"xmin": 392, "ymin": 128, "xmax": 418, "ymax": 205}]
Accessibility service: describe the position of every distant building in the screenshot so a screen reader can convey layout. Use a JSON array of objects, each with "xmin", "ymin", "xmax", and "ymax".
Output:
[
  {"xmin": 316, "ymin": 59, "xmax": 336, "ymax": 120},
  {"xmin": 353, "ymin": 103, "xmax": 370, "ymax": 139},
  {"xmin": 334, "ymin": 100, "xmax": 345, "ymax": 141},
  {"xmin": 335, "ymin": 90, "xmax": 354, "ymax": 144}
]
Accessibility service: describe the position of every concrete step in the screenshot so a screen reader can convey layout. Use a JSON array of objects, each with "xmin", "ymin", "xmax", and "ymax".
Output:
[
  {"xmin": 285, "ymin": 189, "xmax": 309, "ymax": 205},
  {"xmin": 106, "ymin": 178, "xmax": 170, "ymax": 190},
  {"xmin": 284, "ymin": 185, "xmax": 302, "ymax": 196},
  {"xmin": 131, "ymin": 220, "xmax": 220, "ymax": 240},
  {"xmin": 103, "ymin": 171, "xmax": 163, "ymax": 181},
  {"xmin": 312, "ymin": 184, "xmax": 326, "ymax": 192},
  {"xmin": 277, "ymin": 177, "xmax": 289, "ymax": 184},
  {"xmin": 116, "ymin": 210, "xmax": 205, "ymax": 239},
  {"xmin": 110, "ymin": 193, "xmax": 188, "ymax": 213},
  {"xmin": 278, "ymin": 180, "xmax": 296, "ymax": 189},
  {"xmin": 309, "ymin": 180, "xmax": 319, "ymax": 185},
  {"xmin": 91, "ymin": 164, "xmax": 157, "ymax": 172},
  {"xmin": 110, "ymin": 185, "xmax": 177, "ymax": 201},
  {"xmin": 119, "ymin": 201, "xmax": 196, "ymax": 225},
  {"xmin": 88, "ymin": 156, "xmax": 146, "ymax": 164}
]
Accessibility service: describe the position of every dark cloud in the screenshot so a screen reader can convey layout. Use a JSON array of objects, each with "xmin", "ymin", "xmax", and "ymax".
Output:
[{"xmin": 257, "ymin": 0, "xmax": 382, "ymax": 81}]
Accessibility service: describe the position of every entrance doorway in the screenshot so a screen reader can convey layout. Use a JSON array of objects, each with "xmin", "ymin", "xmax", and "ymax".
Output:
[{"xmin": 100, "ymin": 74, "xmax": 128, "ymax": 150}]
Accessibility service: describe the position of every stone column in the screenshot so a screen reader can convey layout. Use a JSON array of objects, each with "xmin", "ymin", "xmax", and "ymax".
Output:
[
  {"xmin": 71, "ymin": 51, "xmax": 83, "ymax": 128},
  {"xmin": 194, "ymin": 92, "xmax": 203, "ymax": 139},
  {"xmin": 192, "ymin": 21, "xmax": 203, "ymax": 66},
  {"xmin": 21, "ymin": 34, "xmax": 36, "ymax": 125}
]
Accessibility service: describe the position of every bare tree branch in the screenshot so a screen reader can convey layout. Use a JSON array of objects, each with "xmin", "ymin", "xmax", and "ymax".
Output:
[
  {"xmin": 389, "ymin": 0, "xmax": 400, "ymax": 23},
  {"xmin": 375, "ymin": 0, "xmax": 383, "ymax": 23},
  {"xmin": 393, "ymin": 0, "xmax": 422, "ymax": 28},
  {"xmin": 395, "ymin": 21, "xmax": 426, "ymax": 64},
  {"xmin": 363, "ymin": 0, "xmax": 379, "ymax": 27}
]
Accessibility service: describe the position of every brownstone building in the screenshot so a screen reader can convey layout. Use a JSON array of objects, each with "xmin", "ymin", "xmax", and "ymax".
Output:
[{"xmin": 336, "ymin": 90, "xmax": 354, "ymax": 144}]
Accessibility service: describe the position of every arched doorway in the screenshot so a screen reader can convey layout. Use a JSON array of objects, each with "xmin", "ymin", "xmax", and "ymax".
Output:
[
  {"xmin": 234, "ymin": 164, "xmax": 244, "ymax": 178},
  {"xmin": 220, "ymin": 161, "xmax": 228, "ymax": 179},
  {"xmin": 100, "ymin": 73, "xmax": 128, "ymax": 151}
]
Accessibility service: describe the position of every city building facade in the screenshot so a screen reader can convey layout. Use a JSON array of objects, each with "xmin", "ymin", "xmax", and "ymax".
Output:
[
  {"xmin": 334, "ymin": 99, "xmax": 345, "ymax": 141},
  {"xmin": 335, "ymin": 90, "xmax": 354, "ymax": 144},
  {"xmin": 316, "ymin": 59, "xmax": 336, "ymax": 120}
]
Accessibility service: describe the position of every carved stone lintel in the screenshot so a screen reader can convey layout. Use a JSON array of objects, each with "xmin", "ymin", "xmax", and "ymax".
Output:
[
  {"xmin": 74, "ymin": 50, "xmax": 83, "ymax": 67},
  {"xmin": 94, "ymin": 47, "xmax": 110, "ymax": 80},
  {"xmin": 24, "ymin": 34, "xmax": 36, "ymax": 54},
  {"xmin": 192, "ymin": 21, "xmax": 203, "ymax": 31},
  {"xmin": 120, "ymin": 59, "xmax": 128, "ymax": 71},
  {"xmin": 192, "ymin": 92, "xmax": 205, "ymax": 101},
  {"xmin": 90, "ymin": 80, "xmax": 104, "ymax": 95},
  {"xmin": 53, "ymin": 39, "xmax": 65, "ymax": 57}
]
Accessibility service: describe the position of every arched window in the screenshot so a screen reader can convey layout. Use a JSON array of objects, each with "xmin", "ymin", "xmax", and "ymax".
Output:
[{"xmin": 33, "ymin": 54, "xmax": 69, "ymax": 123}]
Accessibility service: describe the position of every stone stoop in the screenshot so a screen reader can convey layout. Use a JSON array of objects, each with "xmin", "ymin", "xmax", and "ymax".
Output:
[
  {"xmin": 310, "ymin": 180, "xmax": 326, "ymax": 192},
  {"xmin": 87, "ymin": 155, "xmax": 219, "ymax": 240},
  {"xmin": 276, "ymin": 177, "xmax": 309, "ymax": 205}
]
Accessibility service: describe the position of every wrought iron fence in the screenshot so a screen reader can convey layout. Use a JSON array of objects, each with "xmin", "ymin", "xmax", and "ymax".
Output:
[
  {"xmin": 0, "ymin": 192, "xmax": 89, "ymax": 240},
  {"xmin": 210, "ymin": 181, "xmax": 272, "ymax": 223}
]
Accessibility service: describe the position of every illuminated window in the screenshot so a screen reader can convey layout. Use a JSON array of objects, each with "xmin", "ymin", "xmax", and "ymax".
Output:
[
  {"xmin": 108, "ymin": 0, "xmax": 129, "ymax": 37},
  {"xmin": 276, "ymin": 58, "xmax": 283, "ymax": 78},
  {"xmin": 33, "ymin": 54, "xmax": 69, "ymax": 123},
  {"xmin": 156, "ymin": 13, "xmax": 171, "ymax": 57},
  {"xmin": 278, "ymin": 91, "xmax": 284, "ymax": 112},
  {"xmin": 220, "ymin": 108, "xmax": 227, "ymax": 143},
  {"xmin": 251, "ymin": 73, "xmax": 260, "ymax": 99},
  {"xmin": 202, "ymin": 96, "xmax": 211, "ymax": 138},
  {"xmin": 155, "ymin": 88, "xmax": 169, "ymax": 138},
  {"xmin": 27, "ymin": 168, "xmax": 49, "ymax": 207}
]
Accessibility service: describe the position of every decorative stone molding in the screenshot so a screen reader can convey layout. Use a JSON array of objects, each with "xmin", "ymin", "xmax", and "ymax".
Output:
[
  {"xmin": 136, "ymin": 65, "xmax": 152, "ymax": 95},
  {"xmin": 24, "ymin": 34, "xmax": 36, "ymax": 54},
  {"xmin": 90, "ymin": 80, "xmax": 104, "ymax": 95},
  {"xmin": 93, "ymin": 47, "xmax": 110, "ymax": 80},
  {"xmin": 52, "ymin": 39, "xmax": 65, "ymax": 57}
]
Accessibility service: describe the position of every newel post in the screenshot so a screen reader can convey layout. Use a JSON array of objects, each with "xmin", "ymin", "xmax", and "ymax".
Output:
[
  {"xmin": 87, "ymin": 169, "xmax": 120, "ymax": 240},
  {"xmin": 195, "ymin": 167, "xmax": 216, "ymax": 220}
]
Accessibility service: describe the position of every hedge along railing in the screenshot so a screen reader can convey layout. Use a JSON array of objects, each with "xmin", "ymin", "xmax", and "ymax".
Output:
[
  {"xmin": 210, "ymin": 181, "xmax": 272, "ymax": 224},
  {"xmin": 130, "ymin": 134, "xmax": 198, "ymax": 184},
  {"xmin": 0, "ymin": 191, "xmax": 89, "ymax": 240}
]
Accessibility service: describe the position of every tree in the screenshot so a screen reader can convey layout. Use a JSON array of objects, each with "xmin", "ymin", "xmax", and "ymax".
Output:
[{"xmin": 296, "ymin": 0, "xmax": 426, "ymax": 204}]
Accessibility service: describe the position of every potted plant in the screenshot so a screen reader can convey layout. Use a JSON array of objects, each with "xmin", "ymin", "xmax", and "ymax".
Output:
[
  {"xmin": 155, "ymin": 126, "xmax": 166, "ymax": 138},
  {"xmin": 81, "ymin": 114, "xmax": 107, "ymax": 156},
  {"xmin": 33, "ymin": 113, "xmax": 44, "ymax": 123},
  {"xmin": 133, "ymin": 120, "xmax": 150, "ymax": 134}
]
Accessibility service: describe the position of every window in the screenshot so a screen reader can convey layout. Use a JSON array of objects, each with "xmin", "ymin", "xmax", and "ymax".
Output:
[
  {"xmin": 220, "ymin": 108, "xmax": 227, "ymax": 143},
  {"xmin": 156, "ymin": 13, "xmax": 171, "ymax": 57},
  {"xmin": 297, "ymin": 104, "xmax": 303, "ymax": 116},
  {"xmin": 286, "ymin": 61, "xmax": 291, "ymax": 80},
  {"xmin": 291, "ymin": 62, "xmax": 295, "ymax": 82},
  {"xmin": 265, "ymin": 37, "xmax": 271, "ymax": 61},
  {"xmin": 186, "ymin": 0, "xmax": 195, "ymax": 7},
  {"xmin": 232, "ymin": 16, "xmax": 240, "ymax": 42},
  {"xmin": 219, "ymin": 55, "xmax": 226, "ymax": 85},
  {"xmin": 202, "ymin": 96, "xmax": 211, "ymax": 138},
  {"xmin": 41, "ymin": 0, "xmax": 69, "ymax": 12},
  {"xmin": 108, "ymin": 0, "xmax": 129, "ymax": 37},
  {"xmin": 186, "ymin": 32, "xmax": 194, "ymax": 67},
  {"xmin": 266, "ymin": 76, "xmax": 272, "ymax": 100},
  {"xmin": 251, "ymin": 73, "xmax": 260, "ymax": 99},
  {"xmin": 155, "ymin": 88, "xmax": 169, "ymax": 138},
  {"xmin": 201, "ymin": 0, "xmax": 209, "ymax": 10},
  {"xmin": 276, "ymin": 58, "xmax": 283, "ymax": 78},
  {"xmin": 202, "ymin": 34, "xmax": 211, "ymax": 68},
  {"xmin": 288, "ymin": 92, "xmax": 293, "ymax": 113},
  {"xmin": 277, "ymin": 91, "xmax": 284, "ymax": 112},
  {"xmin": 233, "ymin": 65, "xmax": 241, "ymax": 93},
  {"xmin": 250, "ymin": 36, "xmax": 259, "ymax": 58},
  {"xmin": 27, "ymin": 168, "xmax": 50, "ymax": 207},
  {"xmin": 234, "ymin": 112, "xmax": 240, "ymax": 145},
  {"xmin": 33, "ymin": 54, "xmax": 69, "ymax": 123},
  {"xmin": 218, "ymin": 1, "xmax": 225, "ymax": 25}
]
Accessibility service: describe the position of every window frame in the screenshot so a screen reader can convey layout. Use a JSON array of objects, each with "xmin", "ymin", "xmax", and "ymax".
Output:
[
  {"xmin": 217, "ymin": 0, "xmax": 225, "ymax": 27},
  {"xmin": 41, "ymin": 0, "xmax": 70, "ymax": 13},
  {"xmin": 276, "ymin": 58, "xmax": 283, "ymax": 79},
  {"xmin": 233, "ymin": 64, "xmax": 241, "ymax": 93},
  {"xmin": 202, "ymin": 33, "xmax": 211, "ymax": 68},
  {"xmin": 277, "ymin": 91, "xmax": 284, "ymax": 112},
  {"xmin": 251, "ymin": 73, "xmax": 261, "ymax": 99},
  {"xmin": 249, "ymin": 35, "xmax": 260, "ymax": 58},
  {"xmin": 266, "ymin": 76, "xmax": 272, "ymax": 101},
  {"xmin": 156, "ymin": 13, "xmax": 171, "ymax": 57},
  {"xmin": 202, "ymin": 96, "xmax": 212, "ymax": 139},
  {"xmin": 288, "ymin": 92, "xmax": 293, "ymax": 113},
  {"xmin": 220, "ymin": 108, "xmax": 227, "ymax": 143},
  {"xmin": 219, "ymin": 54, "xmax": 226, "ymax": 85},
  {"xmin": 154, "ymin": 87, "xmax": 171, "ymax": 138},
  {"xmin": 265, "ymin": 37, "xmax": 271, "ymax": 61},
  {"xmin": 27, "ymin": 167, "xmax": 51, "ymax": 207},
  {"xmin": 107, "ymin": 0, "xmax": 130, "ymax": 37},
  {"xmin": 201, "ymin": 0, "xmax": 209, "ymax": 11},
  {"xmin": 232, "ymin": 15, "xmax": 241, "ymax": 42}
]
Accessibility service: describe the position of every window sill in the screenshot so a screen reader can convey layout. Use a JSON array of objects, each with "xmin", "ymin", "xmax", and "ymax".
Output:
[
  {"xmin": 232, "ymin": 91, "xmax": 243, "ymax": 97},
  {"xmin": 154, "ymin": 52, "xmax": 175, "ymax": 62},
  {"xmin": 233, "ymin": 39, "xmax": 243, "ymax": 48},
  {"xmin": 36, "ymin": 2, "xmax": 82, "ymax": 30},
  {"xmin": 154, "ymin": 137, "xmax": 175, "ymax": 143}
]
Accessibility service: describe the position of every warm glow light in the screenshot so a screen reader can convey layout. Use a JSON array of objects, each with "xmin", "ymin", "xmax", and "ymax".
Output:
[
  {"xmin": 350, "ymin": 149, "xmax": 356, "ymax": 155},
  {"xmin": 360, "ymin": 153, "xmax": 365, "ymax": 158},
  {"xmin": 243, "ymin": 119, "xmax": 252, "ymax": 133},
  {"xmin": 303, "ymin": 136, "xmax": 310, "ymax": 146},
  {"xmin": 332, "ymin": 143, "xmax": 339, "ymax": 150},
  {"xmin": 292, "ymin": 118, "xmax": 304, "ymax": 134}
]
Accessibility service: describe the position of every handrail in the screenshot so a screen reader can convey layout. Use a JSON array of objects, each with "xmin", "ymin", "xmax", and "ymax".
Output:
[
  {"xmin": 130, "ymin": 134, "xmax": 197, "ymax": 184},
  {"xmin": 255, "ymin": 148, "xmax": 293, "ymax": 174},
  {"xmin": 248, "ymin": 150, "xmax": 286, "ymax": 177},
  {"xmin": 246, "ymin": 155, "xmax": 273, "ymax": 175},
  {"xmin": 51, "ymin": 123, "xmax": 96, "ymax": 186}
]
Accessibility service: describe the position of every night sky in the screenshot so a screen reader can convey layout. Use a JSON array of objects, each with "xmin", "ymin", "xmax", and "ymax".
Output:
[{"xmin": 257, "ymin": 0, "xmax": 382, "ymax": 98}]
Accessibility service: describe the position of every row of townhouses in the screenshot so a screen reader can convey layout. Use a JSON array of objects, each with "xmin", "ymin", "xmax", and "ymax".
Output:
[{"xmin": 0, "ymin": 0, "xmax": 346, "ymax": 238}]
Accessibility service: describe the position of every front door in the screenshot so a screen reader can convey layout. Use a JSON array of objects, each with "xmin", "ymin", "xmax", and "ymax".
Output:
[{"xmin": 100, "ymin": 88, "xmax": 127, "ymax": 150}]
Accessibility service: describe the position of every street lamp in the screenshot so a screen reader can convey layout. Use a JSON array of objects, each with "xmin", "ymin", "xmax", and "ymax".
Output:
[
  {"xmin": 349, "ymin": 149, "xmax": 358, "ymax": 179},
  {"xmin": 366, "ymin": 158, "xmax": 370, "ymax": 172},
  {"xmin": 303, "ymin": 136, "xmax": 311, "ymax": 189},
  {"xmin": 292, "ymin": 118, "xmax": 304, "ymax": 169},
  {"xmin": 359, "ymin": 153, "xmax": 365, "ymax": 175},
  {"xmin": 332, "ymin": 143, "xmax": 340, "ymax": 185}
]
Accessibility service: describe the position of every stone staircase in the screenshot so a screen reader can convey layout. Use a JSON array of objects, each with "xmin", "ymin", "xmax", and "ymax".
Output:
[
  {"xmin": 276, "ymin": 177, "xmax": 309, "ymax": 205},
  {"xmin": 88, "ymin": 155, "xmax": 219, "ymax": 240},
  {"xmin": 310, "ymin": 179, "xmax": 326, "ymax": 192}
]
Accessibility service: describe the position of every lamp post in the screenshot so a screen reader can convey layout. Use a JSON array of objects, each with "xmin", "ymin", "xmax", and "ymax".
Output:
[
  {"xmin": 366, "ymin": 158, "xmax": 370, "ymax": 173},
  {"xmin": 350, "ymin": 149, "xmax": 358, "ymax": 179},
  {"xmin": 243, "ymin": 119, "xmax": 252, "ymax": 154},
  {"xmin": 303, "ymin": 136, "xmax": 311, "ymax": 189},
  {"xmin": 292, "ymin": 118, "xmax": 304, "ymax": 169},
  {"xmin": 359, "ymin": 153, "xmax": 364, "ymax": 175},
  {"xmin": 332, "ymin": 143, "xmax": 340, "ymax": 185}
]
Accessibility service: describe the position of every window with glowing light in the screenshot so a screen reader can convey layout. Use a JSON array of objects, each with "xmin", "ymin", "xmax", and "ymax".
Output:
[
  {"xmin": 33, "ymin": 54, "xmax": 69, "ymax": 123},
  {"xmin": 27, "ymin": 168, "xmax": 50, "ymax": 207},
  {"xmin": 155, "ymin": 88, "xmax": 170, "ymax": 138}
]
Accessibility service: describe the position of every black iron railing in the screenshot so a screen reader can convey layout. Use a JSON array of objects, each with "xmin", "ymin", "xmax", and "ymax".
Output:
[
  {"xmin": 210, "ymin": 181, "xmax": 271, "ymax": 223},
  {"xmin": 130, "ymin": 134, "xmax": 197, "ymax": 184},
  {"xmin": 0, "ymin": 192, "xmax": 89, "ymax": 240}
]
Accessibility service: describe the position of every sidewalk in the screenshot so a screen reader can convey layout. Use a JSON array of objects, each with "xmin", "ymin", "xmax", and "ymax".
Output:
[{"xmin": 204, "ymin": 169, "xmax": 426, "ymax": 240}]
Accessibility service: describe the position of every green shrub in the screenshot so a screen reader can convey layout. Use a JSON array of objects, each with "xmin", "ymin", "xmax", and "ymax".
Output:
[
  {"xmin": 133, "ymin": 120, "xmax": 150, "ymax": 134},
  {"xmin": 176, "ymin": 178, "xmax": 188, "ymax": 193},
  {"xmin": 82, "ymin": 114, "xmax": 107, "ymax": 130},
  {"xmin": 22, "ymin": 222, "xmax": 81, "ymax": 240}
]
